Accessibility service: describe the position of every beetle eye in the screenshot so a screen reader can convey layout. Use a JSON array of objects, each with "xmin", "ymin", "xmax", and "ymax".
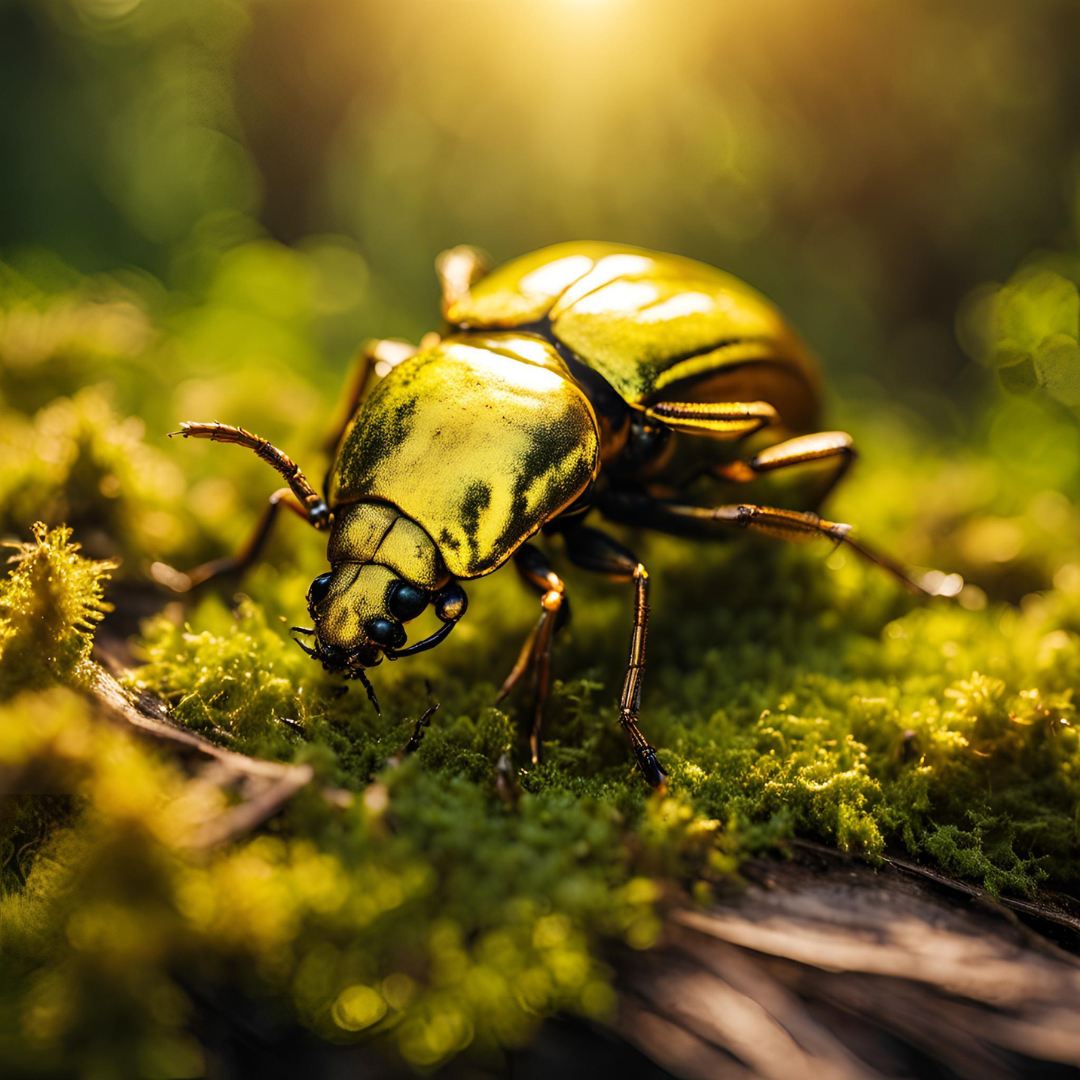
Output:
[
  {"xmin": 307, "ymin": 572, "xmax": 333, "ymax": 611},
  {"xmin": 388, "ymin": 581, "xmax": 428, "ymax": 622},
  {"xmin": 434, "ymin": 581, "xmax": 468, "ymax": 623},
  {"xmin": 366, "ymin": 616, "xmax": 406, "ymax": 650}
]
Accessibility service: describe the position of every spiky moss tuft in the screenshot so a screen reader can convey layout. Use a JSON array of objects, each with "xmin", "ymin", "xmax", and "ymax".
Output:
[{"xmin": 0, "ymin": 523, "xmax": 115, "ymax": 698}]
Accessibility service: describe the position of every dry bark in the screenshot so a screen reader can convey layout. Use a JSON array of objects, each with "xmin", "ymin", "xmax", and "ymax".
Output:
[
  {"xmin": 86, "ymin": 663, "xmax": 334, "ymax": 848},
  {"xmin": 615, "ymin": 843, "xmax": 1080, "ymax": 1079}
]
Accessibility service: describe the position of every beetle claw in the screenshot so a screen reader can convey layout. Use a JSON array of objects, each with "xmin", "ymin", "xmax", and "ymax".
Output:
[{"xmin": 637, "ymin": 748, "xmax": 668, "ymax": 791}]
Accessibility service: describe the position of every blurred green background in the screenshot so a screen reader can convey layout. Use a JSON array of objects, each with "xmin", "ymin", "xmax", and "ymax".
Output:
[{"xmin": 4, "ymin": 0, "xmax": 1080, "ymax": 389}]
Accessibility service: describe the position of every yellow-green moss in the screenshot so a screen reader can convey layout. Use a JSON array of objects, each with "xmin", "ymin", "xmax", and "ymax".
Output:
[{"xmin": 0, "ymin": 523, "xmax": 114, "ymax": 698}]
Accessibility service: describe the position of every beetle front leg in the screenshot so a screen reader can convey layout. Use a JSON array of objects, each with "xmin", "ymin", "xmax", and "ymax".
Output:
[
  {"xmin": 151, "ymin": 487, "xmax": 310, "ymax": 592},
  {"xmin": 496, "ymin": 544, "xmax": 568, "ymax": 765}
]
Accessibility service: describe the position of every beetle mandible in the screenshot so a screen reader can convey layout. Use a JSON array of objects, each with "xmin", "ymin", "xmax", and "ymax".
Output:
[{"xmin": 167, "ymin": 243, "xmax": 934, "ymax": 787}]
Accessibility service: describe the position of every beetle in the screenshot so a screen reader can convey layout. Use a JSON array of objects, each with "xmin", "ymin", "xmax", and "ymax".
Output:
[{"xmin": 165, "ymin": 242, "xmax": 938, "ymax": 787}]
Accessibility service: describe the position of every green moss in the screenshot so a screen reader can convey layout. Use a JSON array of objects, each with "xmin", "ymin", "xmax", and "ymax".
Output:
[
  {"xmin": 3, "ymin": 244, "xmax": 1080, "ymax": 1071},
  {"xmin": 0, "ymin": 523, "xmax": 114, "ymax": 698},
  {"xmin": 122, "ymin": 519, "xmax": 1080, "ymax": 903}
]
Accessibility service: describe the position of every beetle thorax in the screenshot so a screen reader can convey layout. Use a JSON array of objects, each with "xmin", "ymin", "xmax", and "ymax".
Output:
[{"xmin": 327, "ymin": 501, "xmax": 448, "ymax": 589}]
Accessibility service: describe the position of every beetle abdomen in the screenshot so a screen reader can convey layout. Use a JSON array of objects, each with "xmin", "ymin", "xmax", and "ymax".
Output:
[
  {"xmin": 447, "ymin": 242, "xmax": 821, "ymax": 431},
  {"xmin": 329, "ymin": 336, "xmax": 600, "ymax": 579}
]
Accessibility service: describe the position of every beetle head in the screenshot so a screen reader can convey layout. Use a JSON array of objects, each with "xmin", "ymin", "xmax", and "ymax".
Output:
[{"xmin": 292, "ymin": 563, "xmax": 467, "ymax": 699}]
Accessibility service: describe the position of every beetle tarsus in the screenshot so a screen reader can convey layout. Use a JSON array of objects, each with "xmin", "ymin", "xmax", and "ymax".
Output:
[
  {"xmin": 636, "ymin": 746, "xmax": 668, "ymax": 790},
  {"xmin": 395, "ymin": 701, "xmax": 439, "ymax": 758}
]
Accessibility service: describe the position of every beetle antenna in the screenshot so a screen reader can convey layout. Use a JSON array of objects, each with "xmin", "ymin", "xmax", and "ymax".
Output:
[{"xmin": 356, "ymin": 669, "xmax": 381, "ymax": 715}]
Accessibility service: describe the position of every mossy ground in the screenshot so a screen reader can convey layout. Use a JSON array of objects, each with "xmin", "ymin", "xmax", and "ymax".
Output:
[{"xmin": 2, "ymin": 246, "xmax": 1080, "ymax": 1075}]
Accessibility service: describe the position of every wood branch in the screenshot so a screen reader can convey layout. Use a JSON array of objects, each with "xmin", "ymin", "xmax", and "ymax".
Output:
[
  {"xmin": 84, "ymin": 663, "xmax": 343, "ymax": 847},
  {"xmin": 184, "ymin": 762, "xmax": 314, "ymax": 849},
  {"xmin": 877, "ymin": 845, "xmax": 1080, "ymax": 936},
  {"xmin": 614, "ymin": 845, "xmax": 1080, "ymax": 1080},
  {"xmin": 89, "ymin": 664, "xmax": 298, "ymax": 780}
]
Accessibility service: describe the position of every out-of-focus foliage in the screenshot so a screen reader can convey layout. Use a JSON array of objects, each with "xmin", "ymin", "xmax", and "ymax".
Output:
[
  {"xmin": 960, "ymin": 255, "xmax": 1080, "ymax": 405},
  {"xmin": 3, "ymin": 0, "xmax": 1080, "ymax": 1073},
  {"xmin": 4, "ymin": 0, "xmax": 1080, "ymax": 397}
]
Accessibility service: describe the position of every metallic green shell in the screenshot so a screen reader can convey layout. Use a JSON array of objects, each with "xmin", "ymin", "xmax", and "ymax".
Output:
[
  {"xmin": 329, "ymin": 334, "xmax": 600, "ymax": 579},
  {"xmin": 446, "ymin": 242, "xmax": 820, "ymax": 431}
]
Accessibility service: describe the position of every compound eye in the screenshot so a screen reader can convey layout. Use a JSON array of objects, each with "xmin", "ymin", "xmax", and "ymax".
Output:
[
  {"xmin": 434, "ymin": 581, "xmax": 468, "ymax": 623},
  {"xmin": 388, "ymin": 581, "xmax": 429, "ymax": 622},
  {"xmin": 366, "ymin": 616, "xmax": 406, "ymax": 650},
  {"xmin": 307, "ymin": 572, "xmax": 333, "ymax": 611}
]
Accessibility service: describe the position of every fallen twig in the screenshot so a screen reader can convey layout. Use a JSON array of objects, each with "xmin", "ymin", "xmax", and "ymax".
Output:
[{"xmin": 86, "ymin": 664, "xmax": 345, "ymax": 847}]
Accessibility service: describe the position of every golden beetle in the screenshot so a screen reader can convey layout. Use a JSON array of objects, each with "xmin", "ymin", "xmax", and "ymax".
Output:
[{"xmin": 169, "ymin": 243, "xmax": 929, "ymax": 787}]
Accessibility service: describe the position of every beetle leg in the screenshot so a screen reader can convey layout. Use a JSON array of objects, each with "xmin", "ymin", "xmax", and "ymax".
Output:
[
  {"xmin": 151, "ymin": 487, "xmax": 308, "ymax": 592},
  {"xmin": 435, "ymin": 245, "xmax": 490, "ymax": 319},
  {"xmin": 642, "ymin": 399, "xmax": 778, "ymax": 440},
  {"xmin": 709, "ymin": 429, "xmax": 855, "ymax": 511},
  {"xmin": 168, "ymin": 421, "xmax": 330, "ymax": 528},
  {"xmin": 495, "ymin": 620, "xmax": 541, "ymax": 703},
  {"xmin": 599, "ymin": 492, "xmax": 948, "ymax": 596},
  {"xmin": 529, "ymin": 591, "xmax": 562, "ymax": 765},
  {"xmin": 496, "ymin": 543, "xmax": 568, "ymax": 765},
  {"xmin": 619, "ymin": 564, "xmax": 667, "ymax": 788},
  {"xmin": 560, "ymin": 525, "xmax": 667, "ymax": 788}
]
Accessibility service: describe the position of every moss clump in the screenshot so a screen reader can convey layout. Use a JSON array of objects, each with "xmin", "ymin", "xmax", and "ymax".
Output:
[
  {"xmin": 126, "ymin": 527, "xmax": 1080, "ymax": 902},
  {"xmin": 0, "ymin": 523, "xmax": 114, "ymax": 698}
]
